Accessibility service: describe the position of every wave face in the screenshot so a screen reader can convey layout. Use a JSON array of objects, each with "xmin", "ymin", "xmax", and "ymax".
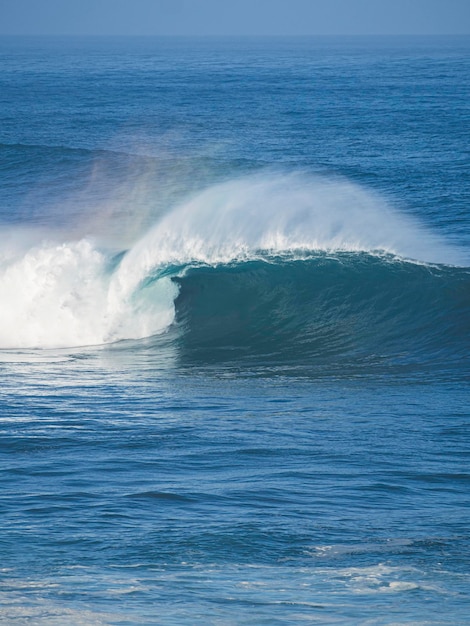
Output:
[
  {"xmin": 0, "ymin": 173, "xmax": 468, "ymax": 360},
  {"xmin": 173, "ymin": 253, "xmax": 470, "ymax": 369}
]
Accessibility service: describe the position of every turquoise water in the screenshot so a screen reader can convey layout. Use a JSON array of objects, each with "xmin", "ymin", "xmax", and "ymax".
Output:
[{"xmin": 0, "ymin": 36, "xmax": 469, "ymax": 624}]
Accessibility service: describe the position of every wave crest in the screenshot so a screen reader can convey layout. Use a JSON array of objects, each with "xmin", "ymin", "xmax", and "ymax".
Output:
[
  {"xmin": 114, "ymin": 172, "xmax": 467, "ymax": 298},
  {"xmin": 0, "ymin": 173, "xmax": 467, "ymax": 350}
]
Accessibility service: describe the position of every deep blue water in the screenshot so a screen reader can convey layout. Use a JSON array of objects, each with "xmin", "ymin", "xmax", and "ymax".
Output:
[{"xmin": 0, "ymin": 36, "xmax": 469, "ymax": 624}]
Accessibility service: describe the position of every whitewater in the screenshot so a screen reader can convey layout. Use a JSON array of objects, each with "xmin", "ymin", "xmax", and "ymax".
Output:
[{"xmin": 1, "ymin": 36, "xmax": 469, "ymax": 626}]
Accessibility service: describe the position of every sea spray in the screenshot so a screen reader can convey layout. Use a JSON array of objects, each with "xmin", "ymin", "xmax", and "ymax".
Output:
[{"xmin": 114, "ymin": 172, "xmax": 466, "ymax": 297}]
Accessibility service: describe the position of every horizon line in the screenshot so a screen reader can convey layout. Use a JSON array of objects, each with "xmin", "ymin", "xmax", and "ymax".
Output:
[{"xmin": 1, "ymin": 32, "xmax": 469, "ymax": 38}]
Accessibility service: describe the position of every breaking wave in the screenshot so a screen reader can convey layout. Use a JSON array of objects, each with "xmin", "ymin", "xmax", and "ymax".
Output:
[{"xmin": 0, "ymin": 173, "xmax": 468, "ymax": 364}]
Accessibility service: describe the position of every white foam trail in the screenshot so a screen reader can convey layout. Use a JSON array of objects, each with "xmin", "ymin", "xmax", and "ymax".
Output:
[{"xmin": 0, "ymin": 173, "xmax": 466, "ymax": 349}]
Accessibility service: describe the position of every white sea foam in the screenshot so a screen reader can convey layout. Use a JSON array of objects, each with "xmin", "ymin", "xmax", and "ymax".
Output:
[
  {"xmin": 0, "ymin": 173, "xmax": 465, "ymax": 349},
  {"xmin": 0, "ymin": 237, "xmax": 176, "ymax": 349}
]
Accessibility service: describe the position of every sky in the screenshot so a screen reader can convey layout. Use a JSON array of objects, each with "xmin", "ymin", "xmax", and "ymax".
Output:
[{"xmin": 0, "ymin": 0, "xmax": 469, "ymax": 36}]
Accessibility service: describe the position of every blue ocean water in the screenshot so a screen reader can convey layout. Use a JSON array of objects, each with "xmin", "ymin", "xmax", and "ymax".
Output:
[{"xmin": 0, "ymin": 36, "xmax": 469, "ymax": 624}]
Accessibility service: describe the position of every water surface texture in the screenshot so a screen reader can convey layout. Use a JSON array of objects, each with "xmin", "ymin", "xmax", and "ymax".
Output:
[{"xmin": 0, "ymin": 36, "xmax": 469, "ymax": 624}]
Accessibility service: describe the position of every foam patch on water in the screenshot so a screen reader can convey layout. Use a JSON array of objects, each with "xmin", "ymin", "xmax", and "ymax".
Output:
[{"xmin": 1, "ymin": 563, "xmax": 459, "ymax": 625}]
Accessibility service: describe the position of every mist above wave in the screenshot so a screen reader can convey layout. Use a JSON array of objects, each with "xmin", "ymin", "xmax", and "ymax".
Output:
[
  {"xmin": 0, "ymin": 172, "xmax": 466, "ymax": 349},
  {"xmin": 114, "ymin": 173, "xmax": 466, "ymax": 296}
]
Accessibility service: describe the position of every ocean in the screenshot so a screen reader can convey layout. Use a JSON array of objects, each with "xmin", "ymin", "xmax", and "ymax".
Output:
[{"xmin": 0, "ymin": 35, "xmax": 469, "ymax": 625}]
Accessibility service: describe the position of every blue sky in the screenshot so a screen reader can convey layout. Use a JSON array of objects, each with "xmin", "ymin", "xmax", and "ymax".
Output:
[{"xmin": 1, "ymin": 0, "xmax": 469, "ymax": 36}]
